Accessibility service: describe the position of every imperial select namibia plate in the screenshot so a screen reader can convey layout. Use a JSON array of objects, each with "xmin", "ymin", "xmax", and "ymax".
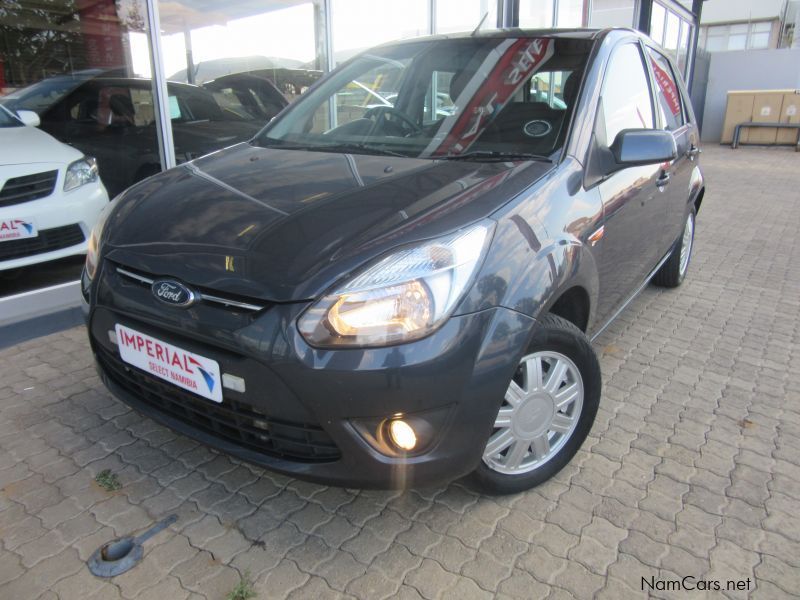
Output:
[
  {"xmin": 114, "ymin": 324, "xmax": 223, "ymax": 403},
  {"xmin": 0, "ymin": 218, "xmax": 38, "ymax": 242}
]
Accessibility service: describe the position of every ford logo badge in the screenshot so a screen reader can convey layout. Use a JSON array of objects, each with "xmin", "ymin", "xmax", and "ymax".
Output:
[{"xmin": 151, "ymin": 279, "xmax": 197, "ymax": 308}]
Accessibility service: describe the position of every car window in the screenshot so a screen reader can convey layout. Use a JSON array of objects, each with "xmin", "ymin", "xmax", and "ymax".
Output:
[
  {"xmin": 0, "ymin": 105, "xmax": 22, "ymax": 127},
  {"xmin": 67, "ymin": 89, "xmax": 99, "ymax": 124},
  {"xmin": 66, "ymin": 84, "xmax": 154, "ymax": 128},
  {"xmin": 422, "ymin": 70, "xmax": 456, "ymax": 125},
  {"xmin": 599, "ymin": 43, "xmax": 655, "ymax": 145},
  {"xmin": 169, "ymin": 95, "xmax": 183, "ymax": 120},
  {"xmin": 527, "ymin": 70, "xmax": 574, "ymax": 110},
  {"xmin": 130, "ymin": 89, "xmax": 155, "ymax": 126},
  {"xmin": 1, "ymin": 75, "xmax": 92, "ymax": 114},
  {"xmin": 209, "ymin": 86, "xmax": 283, "ymax": 122},
  {"xmin": 169, "ymin": 87, "xmax": 226, "ymax": 122},
  {"xmin": 259, "ymin": 37, "xmax": 593, "ymax": 159},
  {"xmin": 308, "ymin": 58, "xmax": 409, "ymax": 133},
  {"xmin": 98, "ymin": 87, "xmax": 136, "ymax": 127},
  {"xmin": 646, "ymin": 48, "xmax": 685, "ymax": 131}
]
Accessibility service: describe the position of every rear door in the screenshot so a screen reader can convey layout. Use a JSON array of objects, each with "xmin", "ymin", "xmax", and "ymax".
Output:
[{"xmin": 645, "ymin": 47, "xmax": 697, "ymax": 250}]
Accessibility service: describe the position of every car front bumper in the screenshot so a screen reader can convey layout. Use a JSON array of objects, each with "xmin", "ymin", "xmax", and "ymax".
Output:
[
  {"xmin": 0, "ymin": 177, "xmax": 108, "ymax": 271},
  {"xmin": 87, "ymin": 264, "xmax": 536, "ymax": 488}
]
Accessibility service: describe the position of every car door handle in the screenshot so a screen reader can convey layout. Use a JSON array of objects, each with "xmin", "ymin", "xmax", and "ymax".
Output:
[
  {"xmin": 687, "ymin": 145, "xmax": 701, "ymax": 159},
  {"xmin": 656, "ymin": 171, "xmax": 671, "ymax": 187}
]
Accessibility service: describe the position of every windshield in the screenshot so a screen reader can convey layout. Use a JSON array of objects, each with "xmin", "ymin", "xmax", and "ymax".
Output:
[
  {"xmin": 0, "ymin": 106, "xmax": 22, "ymax": 128},
  {"xmin": 1, "ymin": 73, "xmax": 96, "ymax": 114},
  {"xmin": 255, "ymin": 36, "xmax": 592, "ymax": 160}
]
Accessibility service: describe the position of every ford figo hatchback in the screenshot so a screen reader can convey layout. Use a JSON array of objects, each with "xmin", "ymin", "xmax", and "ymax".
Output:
[{"xmin": 83, "ymin": 29, "xmax": 704, "ymax": 494}]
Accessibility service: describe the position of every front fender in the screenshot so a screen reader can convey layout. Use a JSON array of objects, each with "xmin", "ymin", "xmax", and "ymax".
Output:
[{"xmin": 456, "ymin": 160, "xmax": 602, "ymax": 331}]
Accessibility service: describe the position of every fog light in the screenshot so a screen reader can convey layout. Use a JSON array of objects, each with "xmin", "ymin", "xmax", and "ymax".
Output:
[{"xmin": 388, "ymin": 419, "xmax": 417, "ymax": 451}]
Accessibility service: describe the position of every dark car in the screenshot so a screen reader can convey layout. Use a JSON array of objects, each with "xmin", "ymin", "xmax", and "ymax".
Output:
[
  {"xmin": 231, "ymin": 68, "xmax": 323, "ymax": 102},
  {"xmin": 202, "ymin": 73, "xmax": 288, "ymax": 123},
  {"xmin": 82, "ymin": 28, "xmax": 704, "ymax": 494},
  {"xmin": 4, "ymin": 77, "xmax": 287, "ymax": 197}
]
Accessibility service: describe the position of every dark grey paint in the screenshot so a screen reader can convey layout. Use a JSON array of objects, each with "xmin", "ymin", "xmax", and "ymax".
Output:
[{"xmin": 86, "ymin": 29, "xmax": 705, "ymax": 488}]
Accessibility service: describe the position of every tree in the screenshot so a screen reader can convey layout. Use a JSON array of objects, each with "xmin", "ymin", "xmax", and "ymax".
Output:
[{"xmin": 1, "ymin": 0, "xmax": 84, "ymax": 86}]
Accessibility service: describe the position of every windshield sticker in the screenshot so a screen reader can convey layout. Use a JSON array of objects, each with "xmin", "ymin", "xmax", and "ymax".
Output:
[{"xmin": 426, "ymin": 38, "xmax": 554, "ymax": 156}]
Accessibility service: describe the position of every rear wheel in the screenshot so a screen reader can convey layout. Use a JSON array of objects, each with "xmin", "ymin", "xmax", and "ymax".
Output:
[
  {"xmin": 653, "ymin": 208, "xmax": 695, "ymax": 288},
  {"xmin": 470, "ymin": 313, "xmax": 601, "ymax": 495}
]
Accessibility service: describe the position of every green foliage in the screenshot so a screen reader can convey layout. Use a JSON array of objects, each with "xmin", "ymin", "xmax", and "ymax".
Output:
[
  {"xmin": 226, "ymin": 570, "xmax": 256, "ymax": 600},
  {"xmin": 94, "ymin": 469, "xmax": 122, "ymax": 492}
]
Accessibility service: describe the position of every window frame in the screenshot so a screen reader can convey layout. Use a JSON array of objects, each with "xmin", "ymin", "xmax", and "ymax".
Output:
[
  {"xmin": 595, "ymin": 40, "xmax": 658, "ymax": 148},
  {"xmin": 583, "ymin": 37, "xmax": 661, "ymax": 190}
]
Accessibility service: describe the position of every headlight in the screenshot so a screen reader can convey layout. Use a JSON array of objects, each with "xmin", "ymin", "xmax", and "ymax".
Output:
[
  {"xmin": 298, "ymin": 222, "xmax": 494, "ymax": 347},
  {"xmin": 64, "ymin": 157, "xmax": 99, "ymax": 192},
  {"xmin": 85, "ymin": 198, "xmax": 116, "ymax": 281}
]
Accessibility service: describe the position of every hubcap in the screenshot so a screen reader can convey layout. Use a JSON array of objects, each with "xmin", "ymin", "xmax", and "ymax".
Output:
[
  {"xmin": 679, "ymin": 213, "xmax": 694, "ymax": 276},
  {"xmin": 483, "ymin": 351, "xmax": 584, "ymax": 475}
]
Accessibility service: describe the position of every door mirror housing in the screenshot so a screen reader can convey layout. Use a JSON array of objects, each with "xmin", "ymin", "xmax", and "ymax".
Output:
[
  {"xmin": 16, "ymin": 109, "xmax": 41, "ymax": 127},
  {"xmin": 610, "ymin": 129, "xmax": 676, "ymax": 169}
]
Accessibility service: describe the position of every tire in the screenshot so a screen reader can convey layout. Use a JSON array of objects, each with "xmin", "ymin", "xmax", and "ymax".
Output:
[
  {"xmin": 469, "ymin": 313, "xmax": 601, "ymax": 495},
  {"xmin": 653, "ymin": 208, "xmax": 695, "ymax": 288}
]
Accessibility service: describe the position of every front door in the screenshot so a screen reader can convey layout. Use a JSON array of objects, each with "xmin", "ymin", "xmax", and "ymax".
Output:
[{"xmin": 593, "ymin": 42, "xmax": 667, "ymax": 326}]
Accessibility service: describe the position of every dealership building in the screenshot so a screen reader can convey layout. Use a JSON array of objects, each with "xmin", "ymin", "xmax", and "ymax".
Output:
[{"xmin": 1, "ymin": 0, "xmax": 800, "ymax": 597}]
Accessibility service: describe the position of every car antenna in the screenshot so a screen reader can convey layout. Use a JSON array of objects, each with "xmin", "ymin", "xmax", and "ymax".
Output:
[{"xmin": 472, "ymin": 12, "xmax": 489, "ymax": 36}]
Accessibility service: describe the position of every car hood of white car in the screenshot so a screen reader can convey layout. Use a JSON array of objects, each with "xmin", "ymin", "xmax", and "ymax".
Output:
[{"xmin": 0, "ymin": 125, "xmax": 83, "ymax": 167}]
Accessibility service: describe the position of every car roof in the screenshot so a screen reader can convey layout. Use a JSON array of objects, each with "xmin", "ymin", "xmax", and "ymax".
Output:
[{"xmin": 377, "ymin": 27, "xmax": 642, "ymax": 44}]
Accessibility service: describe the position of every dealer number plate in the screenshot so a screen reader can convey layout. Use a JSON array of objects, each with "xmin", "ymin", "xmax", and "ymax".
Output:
[{"xmin": 115, "ymin": 324, "xmax": 223, "ymax": 403}]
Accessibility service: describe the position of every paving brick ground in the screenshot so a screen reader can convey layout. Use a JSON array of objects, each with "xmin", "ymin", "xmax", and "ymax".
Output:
[{"xmin": 1, "ymin": 145, "xmax": 799, "ymax": 600}]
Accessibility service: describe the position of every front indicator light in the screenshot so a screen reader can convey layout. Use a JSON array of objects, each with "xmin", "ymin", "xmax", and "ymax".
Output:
[{"xmin": 387, "ymin": 419, "xmax": 417, "ymax": 451}]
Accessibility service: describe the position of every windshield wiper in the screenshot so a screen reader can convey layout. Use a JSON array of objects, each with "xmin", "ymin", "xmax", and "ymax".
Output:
[
  {"xmin": 256, "ymin": 139, "xmax": 409, "ymax": 159},
  {"xmin": 311, "ymin": 143, "xmax": 411, "ymax": 158},
  {"xmin": 436, "ymin": 151, "xmax": 552, "ymax": 162}
]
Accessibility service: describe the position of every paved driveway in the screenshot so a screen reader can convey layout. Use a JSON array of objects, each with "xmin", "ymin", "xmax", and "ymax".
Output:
[{"xmin": 1, "ymin": 146, "xmax": 798, "ymax": 600}]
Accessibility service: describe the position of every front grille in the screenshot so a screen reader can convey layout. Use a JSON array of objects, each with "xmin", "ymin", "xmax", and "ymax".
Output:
[
  {"xmin": 113, "ymin": 263, "xmax": 268, "ymax": 313},
  {"xmin": 95, "ymin": 344, "xmax": 340, "ymax": 463},
  {"xmin": 0, "ymin": 224, "xmax": 84, "ymax": 261},
  {"xmin": 0, "ymin": 170, "xmax": 58, "ymax": 207}
]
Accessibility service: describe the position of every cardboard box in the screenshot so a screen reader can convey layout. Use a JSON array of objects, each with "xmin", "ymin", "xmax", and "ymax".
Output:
[
  {"xmin": 777, "ymin": 91, "xmax": 800, "ymax": 145},
  {"xmin": 721, "ymin": 92, "xmax": 755, "ymax": 144},
  {"xmin": 749, "ymin": 93, "xmax": 784, "ymax": 144},
  {"xmin": 721, "ymin": 89, "xmax": 800, "ymax": 145}
]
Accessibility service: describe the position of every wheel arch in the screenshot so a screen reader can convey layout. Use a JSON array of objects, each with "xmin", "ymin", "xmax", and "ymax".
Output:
[
  {"xmin": 544, "ymin": 285, "xmax": 591, "ymax": 333},
  {"xmin": 693, "ymin": 186, "xmax": 705, "ymax": 214}
]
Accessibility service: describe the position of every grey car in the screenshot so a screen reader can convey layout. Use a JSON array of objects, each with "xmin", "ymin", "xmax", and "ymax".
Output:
[{"xmin": 83, "ymin": 28, "xmax": 704, "ymax": 494}]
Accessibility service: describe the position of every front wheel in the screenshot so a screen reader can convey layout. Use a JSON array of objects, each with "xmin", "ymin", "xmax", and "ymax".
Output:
[
  {"xmin": 653, "ymin": 208, "xmax": 695, "ymax": 288},
  {"xmin": 469, "ymin": 314, "xmax": 601, "ymax": 495}
]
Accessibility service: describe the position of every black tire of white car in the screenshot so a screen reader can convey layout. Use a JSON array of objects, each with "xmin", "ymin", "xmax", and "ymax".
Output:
[
  {"xmin": 653, "ymin": 208, "xmax": 696, "ymax": 288},
  {"xmin": 470, "ymin": 313, "xmax": 601, "ymax": 495}
]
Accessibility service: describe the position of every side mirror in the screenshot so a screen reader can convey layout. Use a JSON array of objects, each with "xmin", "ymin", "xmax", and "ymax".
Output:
[
  {"xmin": 610, "ymin": 129, "xmax": 677, "ymax": 168},
  {"xmin": 16, "ymin": 109, "xmax": 41, "ymax": 127}
]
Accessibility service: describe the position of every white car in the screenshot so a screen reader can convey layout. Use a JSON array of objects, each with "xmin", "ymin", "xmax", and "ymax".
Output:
[{"xmin": 0, "ymin": 105, "xmax": 109, "ymax": 271}]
